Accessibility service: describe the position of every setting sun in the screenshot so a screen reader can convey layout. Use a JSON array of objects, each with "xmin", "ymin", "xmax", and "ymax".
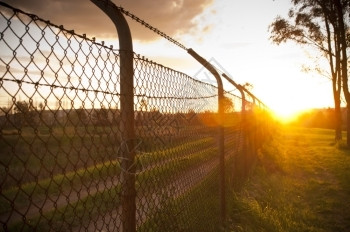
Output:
[{"xmin": 272, "ymin": 106, "xmax": 303, "ymax": 123}]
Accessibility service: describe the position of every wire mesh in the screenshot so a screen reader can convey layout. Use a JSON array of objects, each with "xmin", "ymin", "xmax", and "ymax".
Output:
[
  {"xmin": 0, "ymin": 2, "xmax": 272, "ymax": 231},
  {"xmin": 0, "ymin": 3, "xmax": 123, "ymax": 231},
  {"xmin": 133, "ymin": 56, "xmax": 222, "ymax": 231}
]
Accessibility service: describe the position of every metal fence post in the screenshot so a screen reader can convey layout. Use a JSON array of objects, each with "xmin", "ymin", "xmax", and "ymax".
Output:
[
  {"xmin": 187, "ymin": 48, "xmax": 226, "ymax": 226},
  {"xmin": 221, "ymin": 74, "xmax": 248, "ymax": 180},
  {"xmin": 244, "ymin": 91, "xmax": 258, "ymax": 171},
  {"xmin": 91, "ymin": 1, "xmax": 136, "ymax": 231}
]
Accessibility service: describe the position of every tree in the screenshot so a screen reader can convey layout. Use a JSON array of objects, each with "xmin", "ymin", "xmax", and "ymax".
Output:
[
  {"xmin": 0, "ymin": 106, "xmax": 10, "ymax": 116},
  {"xmin": 38, "ymin": 102, "xmax": 45, "ymax": 111},
  {"xmin": 242, "ymin": 82, "xmax": 254, "ymax": 91},
  {"xmin": 333, "ymin": 0, "xmax": 350, "ymax": 145},
  {"xmin": 67, "ymin": 107, "xmax": 88, "ymax": 126},
  {"xmin": 221, "ymin": 96, "xmax": 234, "ymax": 113},
  {"xmin": 269, "ymin": 0, "xmax": 349, "ymax": 141},
  {"xmin": 76, "ymin": 107, "xmax": 88, "ymax": 125},
  {"xmin": 92, "ymin": 105, "xmax": 110, "ymax": 126},
  {"xmin": 14, "ymin": 100, "xmax": 37, "ymax": 127},
  {"xmin": 139, "ymin": 98, "xmax": 148, "ymax": 111}
]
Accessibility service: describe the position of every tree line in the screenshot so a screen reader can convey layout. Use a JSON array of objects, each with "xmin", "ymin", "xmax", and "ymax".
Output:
[
  {"xmin": 0, "ymin": 100, "xmax": 116, "ymax": 128},
  {"xmin": 0, "ymin": 96, "xmax": 237, "ymax": 129}
]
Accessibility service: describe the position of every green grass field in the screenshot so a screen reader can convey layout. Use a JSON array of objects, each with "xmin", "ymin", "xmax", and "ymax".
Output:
[
  {"xmin": 227, "ymin": 126, "xmax": 350, "ymax": 232},
  {"xmin": 7, "ymin": 124, "xmax": 349, "ymax": 231},
  {"xmin": 0, "ymin": 125, "xmax": 228, "ymax": 231}
]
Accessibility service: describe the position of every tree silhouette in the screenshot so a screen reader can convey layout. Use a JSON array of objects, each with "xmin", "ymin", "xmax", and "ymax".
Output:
[
  {"xmin": 269, "ymin": 0, "xmax": 349, "ymax": 141},
  {"xmin": 38, "ymin": 102, "xmax": 45, "ymax": 111},
  {"xmin": 139, "ymin": 98, "xmax": 148, "ymax": 111},
  {"xmin": 92, "ymin": 105, "xmax": 110, "ymax": 126},
  {"xmin": 222, "ymin": 96, "xmax": 234, "ymax": 113},
  {"xmin": 14, "ymin": 100, "xmax": 37, "ymax": 127},
  {"xmin": 76, "ymin": 107, "xmax": 88, "ymax": 125}
]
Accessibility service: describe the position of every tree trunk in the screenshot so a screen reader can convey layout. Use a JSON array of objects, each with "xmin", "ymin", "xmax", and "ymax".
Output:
[
  {"xmin": 323, "ymin": 10, "xmax": 342, "ymax": 141},
  {"xmin": 334, "ymin": 0, "xmax": 349, "ymax": 146},
  {"xmin": 334, "ymin": 97, "xmax": 342, "ymax": 140},
  {"xmin": 347, "ymin": 105, "xmax": 350, "ymax": 146}
]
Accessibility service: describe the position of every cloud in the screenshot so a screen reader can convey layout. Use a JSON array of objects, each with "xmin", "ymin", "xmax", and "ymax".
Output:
[{"xmin": 2, "ymin": 0, "xmax": 214, "ymax": 41}]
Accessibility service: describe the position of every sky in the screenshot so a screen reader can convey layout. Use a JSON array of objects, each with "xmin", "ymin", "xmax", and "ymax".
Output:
[{"xmin": 1, "ymin": 0, "xmax": 335, "ymax": 120}]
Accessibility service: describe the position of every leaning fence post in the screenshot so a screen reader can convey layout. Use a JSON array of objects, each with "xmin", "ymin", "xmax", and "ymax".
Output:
[
  {"xmin": 91, "ymin": 1, "xmax": 136, "ymax": 231},
  {"xmin": 187, "ymin": 48, "xmax": 226, "ymax": 226},
  {"xmin": 221, "ymin": 74, "xmax": 248, "ymax": 180}
]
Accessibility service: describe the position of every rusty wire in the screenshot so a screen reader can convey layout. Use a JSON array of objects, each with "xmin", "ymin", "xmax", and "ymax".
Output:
[{"xmin": 113, "ymin": 3, "xmax": 188, "ymax": 51}]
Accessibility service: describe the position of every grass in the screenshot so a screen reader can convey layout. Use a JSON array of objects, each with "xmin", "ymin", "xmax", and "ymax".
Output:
[
  {"xmin": 137, "ymin": 137, "xmax": 239, "ymax": 231},
  {"xmin": 227, "ymin": 126, "xmax": 350, "ymax": 232},
  {"xmin": 9, "ymin": 184, "xmax": 122, "ymax": 232},
  {"xmin": 7, "ymin": 146, "xmax": 218, "ymax": 231},
  {"xmin": 0, "ymin": 159, "xmax": 121, "ymax": 215},
  {"xmin": 0, "ymin": 126, "xmax": 121, "ymax": 189},
  {"xmin": 136, "ymin": 137, "xmax": 214, "ymax": 168},
  {"xmin": 138, "ymin": 167, "xmax": 221, "ymax": 232},
  {"xmin": 4, "ymin": 131, "xmax": 219, "ymax": 230},
  {"xmin": 0, "ymin": 136, "xmax": 215, "ymax": 214},
  {"xmin": 7, "ymin": 124, "xmax": 349, "ymax": 231},
  {"xmin": 0, "ymin": 126, "xmax": 214, "ymax": 189},
  {"xmin": 136, "ymin": 146, "xmax": 217, "ymax": 189}
]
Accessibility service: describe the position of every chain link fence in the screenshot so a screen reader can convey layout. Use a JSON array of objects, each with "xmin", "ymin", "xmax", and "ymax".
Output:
[{"xmin": 0, "ymin": 2, "xmax": 273, "ymax": 231}]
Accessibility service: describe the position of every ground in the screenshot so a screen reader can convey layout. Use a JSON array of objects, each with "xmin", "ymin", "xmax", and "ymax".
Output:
[{"xmin": 228, "ymin": 126, "xmax": 350, "ymax": 232}]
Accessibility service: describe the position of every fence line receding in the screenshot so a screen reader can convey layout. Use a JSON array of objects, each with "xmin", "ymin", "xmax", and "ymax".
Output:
[{"xmin": 0, "ymin": 1, "xmax": 273, "ymax": 231}]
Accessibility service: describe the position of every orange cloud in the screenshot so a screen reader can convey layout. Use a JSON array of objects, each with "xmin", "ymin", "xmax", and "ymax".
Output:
[{"xmin": 2, "ymin": 0, "xmax": 214, "ymax": 41}]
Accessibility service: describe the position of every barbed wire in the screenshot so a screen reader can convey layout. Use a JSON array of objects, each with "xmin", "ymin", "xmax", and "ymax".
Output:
[
  {"xmin": 116, "ymin": 5, "xmax": 188, "ymax": 51},
  {"xmin": 113, "ymin": 4, "xmax": 254, "ymax": 103},
  {"xmin": 0, "ymin": 1, "xmax": 265, "ymax": 108},
  {"xmin": 0, "ymin": 1, "xmax": 114, "ymax": 50},
  {"xmin": 0, "ymin": 1, "xmax": 257, "ymax": 106}
]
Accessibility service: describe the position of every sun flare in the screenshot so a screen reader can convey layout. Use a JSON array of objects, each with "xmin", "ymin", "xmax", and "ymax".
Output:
[
  {"xmin": 269, "ymin": 101, "xmax": 307, "ymax": 123},
  {"xmin": 273, "ymin": 108, "xmax": 300, "ymax": 122}
]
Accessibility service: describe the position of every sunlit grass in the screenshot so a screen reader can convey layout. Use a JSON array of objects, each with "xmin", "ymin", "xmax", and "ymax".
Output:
[{"xmin": 228, "ymin": 126, "xmax": 350, "ymax": 232}]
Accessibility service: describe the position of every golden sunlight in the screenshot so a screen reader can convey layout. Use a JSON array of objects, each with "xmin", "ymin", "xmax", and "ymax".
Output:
[
  {"xmin": 267, "ymin": 91, "xmax": 311, "ymax": 123},
  {"xmin": 272, "ymin": 105, "xmax": 302, "ymax": 123}
]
